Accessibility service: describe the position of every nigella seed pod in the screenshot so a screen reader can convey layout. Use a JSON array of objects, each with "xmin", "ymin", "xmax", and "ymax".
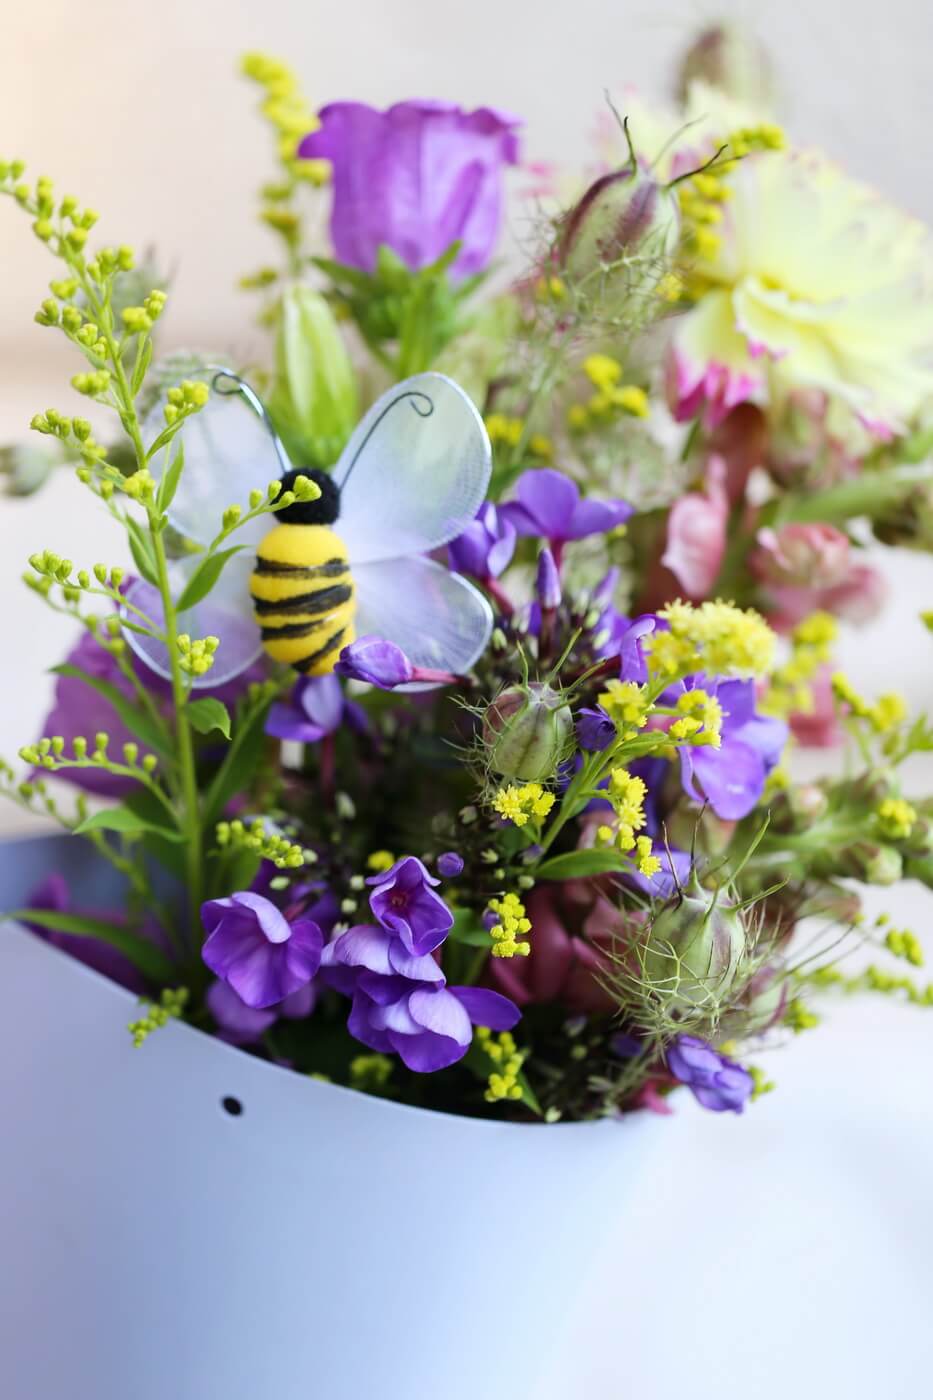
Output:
[
  {"xmin": 557, "ymin": 165, "xmax": 679, "ymax": 287},
  {"xmin": 675, "ymin": 23, "xmax": 775, "ymax": 107},
  {"xmin": 642, "ymin": 888, "xmax": 748, "ymax": 1013},
  {"xmin": 484, "ymin": 682, "xmax": 573, "ymax": 783}
]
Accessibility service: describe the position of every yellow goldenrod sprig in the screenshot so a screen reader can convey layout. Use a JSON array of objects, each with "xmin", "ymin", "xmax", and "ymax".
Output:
[
  {"xmin": 487, "ymin": 892, "xmax": 532, "ymax": 958},
  {"xmin": 476, "ymin": 1026, "xmax": 527, "ymax": 1102},
  {"xmin": 491, "ymin": 781, "xmax": 556, "ymax": 829}
]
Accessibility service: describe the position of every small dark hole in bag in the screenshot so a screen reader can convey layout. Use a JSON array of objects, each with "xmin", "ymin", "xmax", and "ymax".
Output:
[{"xmin": 221, "ymin": 1096, "xmax": 244, "ymax": 1117}]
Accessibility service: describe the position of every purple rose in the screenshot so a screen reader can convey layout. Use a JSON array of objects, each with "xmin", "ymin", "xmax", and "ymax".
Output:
[
  {"xmin": 299, "ymin": 100, "xmax": 522, "ymax": 280},
  {"xmin": 335, "ymin": 636, "xmax": 414, "ymax": 688},
  {"xmin": 265, "ymin": 674, "xmax": 366, "ymax": 743},
  {"xmin": 448, "ymin": 502, "xmax": 516, "ymax": 581},
  {"xmin": 201, "ymin": 891, "xmax": 323, "ymax": 1008},
  {"xmin": 666, "ymin": 1034, "xmax": 753, "ymax": 1113},
  {"xmin": 678, "ymin": 677, "xmax": 788, "ymax": 820},
  {"xmin": 366, "ymin": 856, "xmax": 454, "ymax": 956},
  {"xmin": 347, "ymin": 982, "xmax": 520, "ymax": 1072},
  {"xmin": 500, "ymin": 468, "xmax": 632, "ymax": 548}
]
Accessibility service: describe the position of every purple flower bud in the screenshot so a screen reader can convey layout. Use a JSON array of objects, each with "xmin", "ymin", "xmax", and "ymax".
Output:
[
  {"xmin": 437, "ymin": 851, "xmax": 464, "ymax": 877},
  {"xmin": 535, "ymin": 546, "xmax": 561, "ymax": 610},
  {"xmin": 336, "ymin": 636, "xmax": 414, "ymax": 688},
  {"xmin": 576, "ymin": 706, "xmax": 616, "ymax": 752},
  {"xmin": 666, "ymin": 1034, "xmax": 753, "ymax": 1113}
]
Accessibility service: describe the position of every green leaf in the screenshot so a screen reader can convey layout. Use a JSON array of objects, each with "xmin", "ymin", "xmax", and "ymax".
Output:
[
  {"xmin": 447, "ymin": 909, "xmax": 493, "ymax": 948},
  {"xmin": 535, "ymin": 849, "xmax": 629, "ymax": 881},
  {"xmin": 176, "ymin": 546, "xmax": 242, "ymax": 613},
  {"xmin": 125, "ymin": 516, "xmax": 159, "ymax": 586},
  {"xmin": 156, "ymin": 441, "xmax": 185, "ymax": 513},
  {"xmin": 186, "ymin": 696, "xmax": 231, "ymax": 739},
  {"xmin": 50, "ymin": 663, "xmax": 172, "ymax": 758},
  {"xmin": 74, "ymin": 804, "xmax": 184, "ymax": 842},
  {"xmin": 131, "ymin": 335, "xmax": 154, "ymax": 395},
  {"xmin": 5, "ymin": 908, "xmax": 174, "ymax": 983},
  {"xmin": 310, "ymin": 255, "xmax": 375, "ymax": 292},
  {"xmin": 203, "ymin": 694, "xmax": 274, "ymax": 827}
]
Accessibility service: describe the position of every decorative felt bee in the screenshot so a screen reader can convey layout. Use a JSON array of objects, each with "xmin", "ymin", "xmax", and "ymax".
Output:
[{"xmin": 123, "ymin": 371, "xmax": 494, "ymax": 688}]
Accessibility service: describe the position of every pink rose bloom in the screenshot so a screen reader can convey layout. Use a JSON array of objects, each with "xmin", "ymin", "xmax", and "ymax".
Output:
[
  {"xmin": 661, "ymin": 456, "xmax": 729, "ymax": 599},
  {"xmin": 751, "ymin": 523, "xmax": 851, "ymax": 590}
]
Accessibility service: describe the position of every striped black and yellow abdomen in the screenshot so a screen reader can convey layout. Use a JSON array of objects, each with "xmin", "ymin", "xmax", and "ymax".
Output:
[{"xmin": 250, "ymin": 523, "xmax": 355, "ymax": 675}]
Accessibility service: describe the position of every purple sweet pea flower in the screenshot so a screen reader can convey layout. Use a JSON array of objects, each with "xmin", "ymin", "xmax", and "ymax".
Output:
[
  {"xmin": 265, "ymin": 674, "xmax": 366, "ymax": 743},
  {"xmin": 667, "ymin": 1034, "xmax": 754, "ymax": 1113},
  {"xmin": 206, "ymin": 978, "xmax": 318, "ymax": 1046},
  {"xmin": 448, "ymin": 502, "xmax": 516, "ymax": 581},
  {"xmin": 201, "ymin": 891, "xmax": 323, "ymax": 1009},
  {"xmin": 576, "ymin": 706, "xmax": 616, "ymax": 752},
  {"xmin": 299, "ymin": 101, "xmax": 521, "ymax": 280},
  {"xmin": 347, "ymin": 982, "xmax": 520, "ymax": 1072},
  {"xmin": 678, "ymin": 677, "xmax": 788, "ymax": 820},
  {"xmin": 335, "ymin": 636, "xmax": 414, "ymax": 688},
  {"xmin": 366, "ymin": 856, "xmax": 454, "ymax": 955},
  {"xmin": 436, "ymin": 851, "xmax": 464, "ymax": 877},
  {"xmin": 500, "ymin": 469, "xmax": 632, "ymax": 548},
  {"xmin": 320, "ymin": 922, "xmax": 446, "ymax": 998}
]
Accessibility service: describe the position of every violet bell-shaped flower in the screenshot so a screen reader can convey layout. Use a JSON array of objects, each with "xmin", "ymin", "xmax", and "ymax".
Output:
[
  {"xmin": 298, "ymin": 101, "xmax": 522, "ymax": 280},
  {"xmin": 201, "ymin": 892, "xmax": 323, "ymax": 1009}
]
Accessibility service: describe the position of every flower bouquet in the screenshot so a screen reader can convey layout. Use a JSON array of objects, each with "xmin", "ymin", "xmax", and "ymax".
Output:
[{"xmin": 2, "ymin": 24, "xmax": 933, "ymax": 1399}]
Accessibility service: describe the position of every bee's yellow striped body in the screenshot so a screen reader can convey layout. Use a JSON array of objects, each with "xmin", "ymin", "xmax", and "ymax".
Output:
[{"xmin": 250, "ymin": 523, "xmax": 356, "ymax": 675}]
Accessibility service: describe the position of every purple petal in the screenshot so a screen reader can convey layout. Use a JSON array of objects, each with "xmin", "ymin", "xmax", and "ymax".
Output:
[
  {"xmin": 408, "ymin": 986, "xmax": 473, "ymax": 1045},
  {"xmin": 388, "ymin": 1028, "xmax": 468, "ymax": 1072},
  {"xmin": 683, "ymin": 738, "xmax": 766, "ymax": 820},
  {"xmin": 450, "ymin": 985, "xmax": 521, "ymax": 1032},
  {"xmin": 513, "ymin": 469, "xmax": 580, "ymax": 539},
  {"xmin": 566, "ymin": 496, "xmax": 633, "ymax": 540}
]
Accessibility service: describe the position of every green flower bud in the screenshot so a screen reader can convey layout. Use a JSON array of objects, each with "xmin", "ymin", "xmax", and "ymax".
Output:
[
  {"xmin": 557, "ymin": 165, "xmax": 679, "ymax": 295},
  {"xmin": 484, "ymin": 682, "xmax": 573, "ymax": 783},
  {"xmin": 642, "ymin": 886, "xmax": 748, "ymax": 1013},
  {"xmin": 268, "ymin": 286, "xmax": 358, "ymax": 468},
  {"xmin": 675, "ymin": 23, "xmax": 775, "ymax": 107},
  {"xmin": 843, "ymin": 841, "xmax": 903, "ymax": 886}
]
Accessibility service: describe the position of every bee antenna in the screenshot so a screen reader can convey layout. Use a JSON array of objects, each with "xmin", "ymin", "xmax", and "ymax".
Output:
[{"xmin": 210, "ymin": 367, "xmax": 292, "ymax": 478}]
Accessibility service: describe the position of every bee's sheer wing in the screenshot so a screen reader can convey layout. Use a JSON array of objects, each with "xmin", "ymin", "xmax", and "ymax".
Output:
[
  {"xmin": 353, "ymin": 556, "xmax": 493, "ymax": 677},
  {"xmin": 334, "ymin": 373, "xmax": 491, "ymax": 564},
  {"xmin": 144, "ymin": 375, "xmax": 287, "ymax": 550}
]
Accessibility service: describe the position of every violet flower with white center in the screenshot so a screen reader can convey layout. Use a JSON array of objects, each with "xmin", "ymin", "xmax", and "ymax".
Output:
[
  {"xmin": 201, "ymin": 891, "xmax": 323, "ymax": 1009},
  {"xmin": 348, "ymin": 982, "xmax": 520, "ymax": 1072},
  {"xmin": 666, "ymin": 1035, "xmax": 754, "ymax": 1113},
  {"xmin": 366, "ymin": 856, "xmax": 454, "ymax": 955},
  {"xmin": 265, "ymin": 674, "xmax": 366, "ymax": 744}
]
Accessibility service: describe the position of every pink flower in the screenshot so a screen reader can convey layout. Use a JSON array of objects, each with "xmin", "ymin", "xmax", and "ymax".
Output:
[
  {"xmin": 788, "ymin": 663, "xmax": 841, "ymax": 748},
  {"xmin": 660, "ymin": 456, "xmax": 729, "ymax": 599},
  {"xmin": 751, "ymin": 523, "xmax": 851, "ymax": 590},
  {"xmin": 765, "ymin": 561, "xmax": 887, "ymax": 631},
  {"xmin": 666, "ymin": 345, "xmax": 762, "ymax": 431}
]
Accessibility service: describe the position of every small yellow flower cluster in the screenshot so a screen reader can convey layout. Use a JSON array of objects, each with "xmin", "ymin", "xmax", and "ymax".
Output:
[
  {"xmin": 634, "ymin": 834, "xmax": 661, "ymax": 878},
  {"xmin": 597, "ymin": 679, "xmax": 650, "ymax": 736},
  {"xmin": 492, "ymin": 782, "xmax": 556, "ymax": 828},
  {"xmin": 762, "ymin": 611, "xmax": 837, "ymax": 719},
  {"xmin": 163, "ymin": 379, "xmax": 210, "ymax": 426},
  {"xmin": 535, "ymin": 273, "xmax": 566, "ymax": 303},
  {"xmin": 677, "ymin": 123, "xmax": 784, "ymax": 265},
  {"xmin": 367, "ymin": 850, "xmax": 396, "ymax": 873},
  {"xmin": 831, "ymin": 672, "xmax": 908, "ymax": 734},
  {"xmin": 484, "ymin": 412, "xmax": 524, "ymax": 449},
  {"xmin": 487, "ymin": 892, "xmax": 532, "ymax": 958},
  {"xmin": 669, "ymin": 689, "xmax": 723, "ymax": 747},
  {"xmin": 476, "ymin": 1027, "xmax": 526, "ymax": 1102},
  {"xmin": 884, "ymin": 927, "xmax": 924, "ymax": 967},
  {"xmin": 649, "ymin": 600, "xmax": 776, "ymax": 680},
  {"xmin": 349, "ymin": 1054, "xmax": 394, "ymax": 1091},
  {"xmin": 216, "ymin": 818, "xmax": 307, "ymax": 869},
  {"xmin": 128, "ymin": 987, "xmax": 189, "ymax": 1048},
  {"xmin": 122, "ymin": 468, "xmax": 156, "ymax": 503},
  {"xmin": 177, "ymin": 633, "xmax": 220, "ymax": 677},
  {"xmin": 597, "ymin": 767, "xmax": 648, "ymax": 852},
  {"xmin": 567, "ymin": 354, "xmax": 649, "ymax": 433},
  {"xmin": 875, "ymin": 797, "xmax": 917, "ymax": 841},
  {"xmin": 241, "ymin": 52, "xmax": 328, "ymax": 177}
]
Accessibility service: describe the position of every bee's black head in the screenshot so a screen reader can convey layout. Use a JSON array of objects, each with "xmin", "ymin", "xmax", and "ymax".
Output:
[{"xmin": 276, "ymin": 468, "xmax": 341, "ymax": 525}]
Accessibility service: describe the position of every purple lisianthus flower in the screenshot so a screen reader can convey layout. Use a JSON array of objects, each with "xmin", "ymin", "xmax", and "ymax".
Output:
[
  {"xmin": 448, "ymin": 502, "xmax": 516, "ymax": 581},
  {"xmin": 265, "ymin": 674, "xmax": 366, "ymax": 743},
  {"xmin": 320, "ymin": 922, "xmax": 445, "ymax": 998},
  {"xmin": 576, "ymin": 706, "xmax": 616, "ymax": 752},
  {"xmin": 667, "ymin": 1034, "xmax": 754, "ymax": 1113},
  {"xmin": 436, "ymin": 851, "xmax": 464, "ymax": 877},
  {"xmin": 299, "ymin": 101, "xmax": 521, "ymax": 280},
  {"xmin": 500, "ymin": 469, "xmax": 632, "ymax": 546},
  {"xmin": 201, "ymin": 891, "xmax": 323, "ymax": 1009},
  {"xmin": 348, "ymin": 982, "xmax": 520, "ymax": 1072},
  {"xmin": 206, "ymin": 978, "xmax": 318, "ymax": 1046},
  {"xmin": 678, "ymin": 677, "xmax": 788, "ymax": 820},
  {"xmin": 335, "ymin": 636, "xmax": 414, "ymax": 688},
  {"xmin": 366, "ymin": 856, "xmax": 453, "ymax": 955}
]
